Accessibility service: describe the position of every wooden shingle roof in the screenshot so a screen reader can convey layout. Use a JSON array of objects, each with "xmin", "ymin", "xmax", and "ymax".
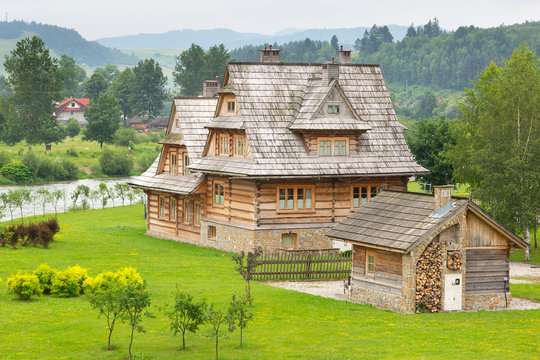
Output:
[
  {"xmin": 326, "ymin": 191, "xmax": 468, "ymax": 252},
  {"xmin": 129, "ymin": 157, "xmax": 205, "ymax": 195},
  {"xmin": 326, "ymin": 190, "xmax": 527, "ymax": 252},
  {"xmin": 189, "ymin": 63, "xmax": 427, "ymax": 178}
]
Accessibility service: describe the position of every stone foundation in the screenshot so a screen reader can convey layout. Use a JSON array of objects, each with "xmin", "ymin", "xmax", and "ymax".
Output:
[
  {"xmin": 464, "ymin": 293, "xmax": 511, "ymax": 311},
  {"xmin": 350, "ymin": 286, "xmax": 411, "ymax": 313},
  {"xmin": 149, "ymin": 220, "xmax": 333, "ymax": 253}
]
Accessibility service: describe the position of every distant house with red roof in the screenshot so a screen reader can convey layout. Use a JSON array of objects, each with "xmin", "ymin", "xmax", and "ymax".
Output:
[{"xmin": 55, "ymin": 98, "xmax": 90, "ymax": 127}]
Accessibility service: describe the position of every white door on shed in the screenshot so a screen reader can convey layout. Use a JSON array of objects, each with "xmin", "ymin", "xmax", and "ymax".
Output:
[{"xmin": 444, "ymin": 274, "xmax": 462, "ymax": 311}]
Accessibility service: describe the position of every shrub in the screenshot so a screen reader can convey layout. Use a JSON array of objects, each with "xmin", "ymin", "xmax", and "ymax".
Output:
[
  {"xmin": 137, "ymin": 152, "xmax": 157, "ymax": 171},
  {"xmin": 25, "ymin": 223, "xmax": 40, "ymax": 247},
  {"xmin": 51, "ymin": 265, "xmax": 88, "ymax": 297},
  {"xmin": 114, "ymin": 267, "xmax": 143, "ymax": 286},
  {"xmin": 34, "ymin": 264, "xmax": 57, "ymax": 294},
  {"xmin": 43, "ymin": 218, "xmax": 60, "ymax": 235},
  {"xmin": 66, "ymin": 147, "xmax": 79, "ymax": 157},
  {"xmin": 37, "ymin": 225, "xmax": 54, "ymax": 248},
  {"xmin": 21, "ymin": 150, "xmax": 40, "ymax": 175},
  {"xmin": 66, "ymin": 118, "xmax": 81, "ymax": 137},
  {"xmin": 0, "ymin": 162, "xmax": 34, "ymax": 183},
  {"xmin": 99, "ymin": 149, "xmax": 133, "ymax": 176},
  {"xmin": 7, "ymin": 273, "xmax": 41, "ymax": 300},
  {"xmin": 60, "ymin": 158, "xmax": 79, "ymax": 179},
  {"xmin": 113, "ymin": 127, "xmax": 137, "ymax": 147},
  {"xmin": 0, "ymin": 151, "xmax": 11, "ymax": 168}
]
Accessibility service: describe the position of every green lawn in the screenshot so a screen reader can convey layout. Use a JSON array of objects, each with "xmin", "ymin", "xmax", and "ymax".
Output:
[
  {"xmin": 510, "ymin": 246, "xmax": 540, "ymax": 265},
  {"xmin": 1, "ymin": 206, "xmax": 539, "ymax": 359}
]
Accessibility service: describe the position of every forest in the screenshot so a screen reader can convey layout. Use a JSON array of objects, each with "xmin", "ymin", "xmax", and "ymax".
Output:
[{"xmin": 0, "ymin": 21, "xmax": 139, "ymax": 66}]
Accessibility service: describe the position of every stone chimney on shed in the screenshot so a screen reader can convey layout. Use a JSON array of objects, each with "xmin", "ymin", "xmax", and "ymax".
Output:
[
  {"xmin": 203, "ymin": 76, "xmax": 220, "ymax": 97},
  {"xmin": 259, "ymin": 44, "xmax": 281, "ymax": 63},
  {"xmin": 322, "ymin": 57, "xmax": 339, "ymax": 85},
  {"xmin": 434, "ymin": 185, "xmax": 453, "ymax": 209},
  {"xmin": 338, "ymin": 45, "xmax": 351, "ymax": 64}
]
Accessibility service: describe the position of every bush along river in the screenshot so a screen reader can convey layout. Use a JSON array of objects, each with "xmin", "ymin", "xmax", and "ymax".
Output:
[{"xmin": 0, "ymin": 177, "xmax": 142, "ymax": 221}]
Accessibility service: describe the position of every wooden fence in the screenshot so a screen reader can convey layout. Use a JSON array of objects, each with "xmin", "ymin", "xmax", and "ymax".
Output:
[{"xmin": 248, "ymin": 248, "xmax": 352, "ymax": 281}]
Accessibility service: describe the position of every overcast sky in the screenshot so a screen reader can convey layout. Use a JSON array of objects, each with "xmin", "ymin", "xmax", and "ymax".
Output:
[{"xmin": 3, "ymin": 0, "xmax": 539, "ymax": 40}]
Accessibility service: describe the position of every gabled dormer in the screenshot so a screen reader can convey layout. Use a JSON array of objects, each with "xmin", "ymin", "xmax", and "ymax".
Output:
[
  {"xmin": 290, "ymin": 73, "xmax": 370, "ymax": 156},
  {"xmin": 200, "ymin": 82, "xmax": 251, "ymax": 159}
]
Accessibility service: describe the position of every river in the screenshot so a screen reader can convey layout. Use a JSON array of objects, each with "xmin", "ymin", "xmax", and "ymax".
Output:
[{"xmin": 0, "ymin": 177, "xmax": 139, "ymax": 221}]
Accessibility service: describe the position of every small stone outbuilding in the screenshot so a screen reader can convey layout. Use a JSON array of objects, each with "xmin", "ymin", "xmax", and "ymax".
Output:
[{"xmin": 326, "ymin": 186, "xmax": 527, "ymax": 313}]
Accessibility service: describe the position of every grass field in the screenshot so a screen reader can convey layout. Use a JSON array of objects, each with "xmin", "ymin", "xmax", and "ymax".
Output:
[
  {"xmin": 1, "ymin": 206, "xmax": 539, "ymax": 359},
  {"xmin": 0, "ymin": 134, "xmax": 160, "ymax": 181}
]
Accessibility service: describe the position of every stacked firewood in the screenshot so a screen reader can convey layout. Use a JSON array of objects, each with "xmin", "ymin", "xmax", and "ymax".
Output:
[
  {"xmin": 447, "ymin": 251, "xmax": 463, "ymax": 270},
  {"xmin": 415, "ymin": 238, "xmax": 443, "ymax": 313}
]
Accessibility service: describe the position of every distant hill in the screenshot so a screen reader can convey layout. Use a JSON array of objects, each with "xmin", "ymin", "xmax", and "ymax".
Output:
[
  {"xmin": 0, "ymin": 21, "xmax": 139, "ymax": 67},
  {"xmin": 96, "ymin": 25, "xmax": 409, "ymax": 50}
]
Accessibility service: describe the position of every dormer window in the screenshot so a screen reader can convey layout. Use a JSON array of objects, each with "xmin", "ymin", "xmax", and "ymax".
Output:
[
  {"xmin": 227, "ymin": 101, "xmax": 236, "ymax": 113},
  {"xmin": 71, "ymin": 102, "xmax": 76, "ymax": 107},
  {"xmin": 215, "ymin": 131, "xmax": 247, "ymax": 157},
  {"xmin": 318, "ymin": 137, "xmax": 348, "ymax": 156},
  {"xmin": 218, "ymin": 134, "xmax": 231, "ymax": 155},
  {"xmin": 328, "ymin": 105, "xmax": 340, "ymax": 114}
]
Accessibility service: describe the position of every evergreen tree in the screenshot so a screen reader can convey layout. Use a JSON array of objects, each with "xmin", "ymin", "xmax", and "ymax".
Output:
[
  {"xmin": 58, "ymin": 55, "xmax": 86, "ymax": 98},
  {"xmin": 330, "ymin": 35, "xmax": 339, "ymax": 53},
  {"xmin": 174, "ymin": 44, "xmax": 207, "ymax": 96},
  {"xmin": 4, "ymin": 36, "xmax": 63, "ymax": 144}
]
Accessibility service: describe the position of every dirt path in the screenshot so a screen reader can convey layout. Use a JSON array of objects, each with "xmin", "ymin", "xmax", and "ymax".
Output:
[{"xmin": 267, "ymin": 262, "xmax": 540, "ymax": 311}]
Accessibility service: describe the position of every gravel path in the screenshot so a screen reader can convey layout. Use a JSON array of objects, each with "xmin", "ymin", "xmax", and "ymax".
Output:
[{"xmin": 267, "ymin": 261, "xmax": 540, "ymax": 311}]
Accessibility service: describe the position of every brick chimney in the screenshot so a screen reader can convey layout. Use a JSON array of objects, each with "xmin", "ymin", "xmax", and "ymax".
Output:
[
  {"xmin": 203, "ymin": 76, "xmax": 220, "ymax": 97},
  {"xmin": 434, "ymin": 185, "xmax": 453, "ymax": 209},
  {"xmin": 259, "ymin": 44, "xmax": 281, "ymax": 63},
  {"xmin": 322, "ymin": 57, "xmax": 339, "ymax": 85},
  {"xmin": 338, "ymin": 45, "xmax": 351, "ymax": 64}
]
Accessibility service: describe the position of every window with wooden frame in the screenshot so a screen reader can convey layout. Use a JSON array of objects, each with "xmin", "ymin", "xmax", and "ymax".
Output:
[
  {"xmin": 281, "ymin": 233, "xmax": 296, "ymax": 248},
  {"xmin": 194, "ymin": 202, "xmax": 202, "ymax": 225},
  {"xmin": 328, "ymin": 104, "xmax": 340, "ymax": 114},
  {"xmin": 183, "ymin": 199, "xmax": 193, "ymax": 223},
  {"xmin": 318, "ymin": 137, "xmax": 348, "ymax": 156},
  {"xmin": 182, "ymin": 152, "xmax": 190, "ymax": 175},
  {"xmin": 218, "ymin": 133, "xmax": 231, "ymax": 156},
  {"xmin": 208, "ymin": 225, "xmax": 216, "ymax": 238},
  {"xmin": 213, "ymin": 181, "xmax": 225, "ymax": 205},
  {"xmin": 227, "ymin": 100, "xmax": 236, "ymax": 113},
  {"xmin": 169, "ymin": 150, "xmax": 178, "ymax": 174},
  {"xmin": 351, "ymin": 184, "xmax": 381, "ymax": 208},
  {"xmin": 170, "ymin": 198, "xmax": 177, "ymax": 220},
  {"xmin": 233, "ymin": 134, "xmax": 246, "ymax": 157},
  {"xmin": 366, "ymin": 250, "xmax": 376, "ymax": 274},
  {"xmin": 277, "ymin": 186, "xmax": 314, "ymax": 211},
  {"xmin": 158, "ymin": 196, "xmax": 169, "ymax": 219}
]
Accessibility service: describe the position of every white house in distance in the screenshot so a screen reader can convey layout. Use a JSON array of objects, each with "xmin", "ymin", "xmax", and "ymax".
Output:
[{"xmin": 55, "ymin": 97, "xmax": 90, "ymax": 126}]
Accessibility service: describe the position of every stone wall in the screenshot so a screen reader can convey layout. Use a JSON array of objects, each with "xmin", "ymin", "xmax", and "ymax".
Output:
[
  {"xmin": 464, "ymin": 293, "xmax": 511, "ymax": 311},
  {"xmin": 350, "ymin": 287, "xmax": 410, "ymax": 313}
]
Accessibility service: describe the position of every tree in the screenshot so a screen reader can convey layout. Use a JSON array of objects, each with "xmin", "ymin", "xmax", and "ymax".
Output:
[
  {"xmin": 0, "ymin": 96, "xmax": 23, "ymax": 144},
  {"xmin": 4, "ymin": 36, "xmax": 63, "ymax": 144},
  {"xmin": 132, "ymin": 59, "xmax": 167, "ymax": 118},
  {"xmin": 227, "ymin": 294, "xmax": 253, "ymax": 348},
  {"xmin": 114, "ymin": 183, "xmax": 131, "ymax": 206},
  {"xmin": 205, "ymin": 304, "xmax": 227, "ymax": 360},
  {"xmin": 36, "ymin": 189, "xmax": 51, "ymax": 216},
  {"xmin": 406, "ymin": 23, "xmax": 417, "ymax": 37},
  {"xmin": 84, "ymin": 72, "xmax": 109, "ymax": 103},
  {"xmin": 330, "ymin": 35, "xmax": 339, "ymax": 53},
  {"xmin": 0, "ymin": 192, "xmax": 16, "ymax": 222},
  {"xmin": 406, "ymin": 117, "xmax": 455, "ymax": 185},
  {"xmin": 94, "ymin": 65, "xmax": 120, "ymax": 85},
  {"xmin": 231, "ymin": 247, "xmax": 262, "ymax": 305},
  {"xmin": 71, "ymin": 184, "xmax": 90, "ymax": 210},
  {"xmin": 87, "ymin": 274, "xmax": 125, "ymax": 350},
  {"xmin": 66, "ymin": 118, "xmax": 81, "ymax": 137},
  {"xmin": 110, "ymin": 68, "xmax": 135, "ymax": 124},
  {"xmin": 83, "ymin": 93, "xmax": 122, "ymax": 148},
  {"xmin": 120, "ymin": 282, "xmax": 152, "ymax": 360},
  {"xmin": 173, "ymin": 44, "xmax": 206, "ymax": 96},
  {"xmin": 98, "ymin": 183, "xmax": 109, "ymax": 209},
  {"xmin": 58, "ymin": 54, "xmax": 86, "ymax": 98},
  {"xmin": 164, "ymin": 289, "xmax": 206, "ymax": 350},
  {"xmin": 449, "ymin": 44, "xmax": 540, "ymax": 260},
  {"xmin": 414, "ymin": 90, "xmax": 438, "ymax": 119},
  {"xmin": 50, "ymin": 189, "xmax": 63, "ymax": 215},
  {"xmin": 204, "ymin": 44, "xmax": 231, "ymax": 81}
]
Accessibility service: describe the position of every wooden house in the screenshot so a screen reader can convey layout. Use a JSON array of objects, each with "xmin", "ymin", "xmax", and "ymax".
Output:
[
  {"xmin": 129, "ymin": 48, "xmax": 428, "ymax": 253},
  {"xmin": 55, "ymin": 97, "xmax": 90, "ymax": 126},
  {"xmin": 326, "ymin": 186, "xmax": 527, "ymax": 313}
]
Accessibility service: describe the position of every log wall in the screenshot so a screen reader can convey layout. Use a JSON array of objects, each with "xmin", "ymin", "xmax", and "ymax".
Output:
[
  {"xmin": 352, "ymin": 245, "xmax": 403, "ymax": 296},
  {"xmin": 205, "ymin": 176, "xmax": 256, "ymax": 225}
]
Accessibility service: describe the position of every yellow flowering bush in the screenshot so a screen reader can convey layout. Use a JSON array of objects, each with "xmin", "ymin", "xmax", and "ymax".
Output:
[{"xmin": 7, "ymin": 273, "xmax": 42, "ymax": 300}]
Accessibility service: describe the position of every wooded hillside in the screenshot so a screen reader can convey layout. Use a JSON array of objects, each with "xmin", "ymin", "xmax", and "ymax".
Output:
[{"xmin": 0, "ymin": 21, "xmax": 139, "ymax": 66}]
